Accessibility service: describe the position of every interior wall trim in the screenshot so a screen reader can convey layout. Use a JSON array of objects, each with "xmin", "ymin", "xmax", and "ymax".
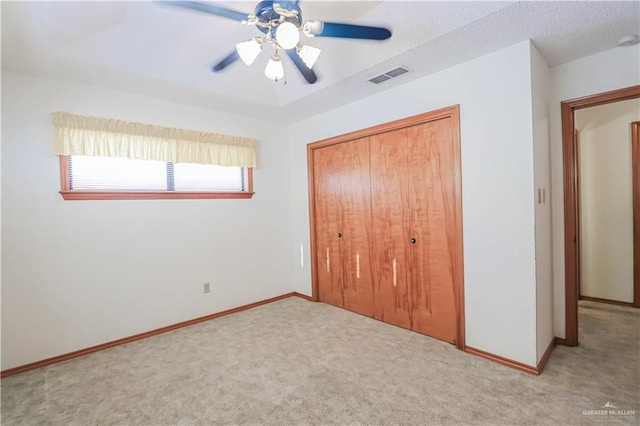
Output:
[
  {"xmin": 536, "ymin": 338, "xmax": 557, "ymax": 374},
  {"xmin": 466, "ymin": 338, "xmax": 561, "ymax": 375},
  {"xmin": 2, "ymin": 290, "xmax": 561, "ymax": 378},
  {"xmin": 561, "ymin": 85, "xmax": 640, "ymax": 347},
  {"xmin": 465, "ymin": 346, "xmax": 540, "ymax": 375},
  {"xmin": 292, "ymin": 292, "xmax": 314, "ymax": 302},
  {"xmin": 578, "ymin": 295, "xmax": 637, "ymax": 308},
  {"xmin": 1, "ymin": 292, "xmax": 308, "ymax": 378},
  {"xmin": 632, "ymin": 121, "xmax": 640, "ymax": 308}
]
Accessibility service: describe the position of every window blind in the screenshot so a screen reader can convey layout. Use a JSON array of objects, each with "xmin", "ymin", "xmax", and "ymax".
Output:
[
  {"xmin": 70, "ymin": 156, "xmax": 167, "ymax": 191},
  {"xmin": 173, "ymin": 163, "xmax": 247, "ymax": 191},
  {"xmin": 68, "ymin": 156, "xmax": 247, "ymax": 192}
]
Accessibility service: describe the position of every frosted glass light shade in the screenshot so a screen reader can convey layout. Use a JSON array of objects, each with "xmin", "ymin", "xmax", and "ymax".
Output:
[
  {"xmin": 298, "ymin": 44, "xmax": 321, "ymax": 69},
  {"xmin": 275, "ymin": 22, "xmax": 300, "ymax": 50},
  {"xmin": 265, "ymin": 55, "xmax": 284, "ymax": 81},
  {"xmin": 236, "ymin": 39, "xmax": 262, "ymax": 65},
  {"xmin": 303, "ymin": 20, "xmax": 323, "ymax": 37}
]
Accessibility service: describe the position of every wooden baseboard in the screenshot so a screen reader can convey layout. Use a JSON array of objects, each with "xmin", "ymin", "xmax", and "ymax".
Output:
[
  {"xmin": 1, "ymin": 292, "xmax": 312, "ymax": 378},
  {"xmin": 465, "ymin": 346, "xmax": 539, "ymax": 375},
  {"xmin": 536, "ymin": 338, "xmax": 556, "ymax": 374},
  {"xmin": 467, "ymin": 337, "xmax": 560, "ymax": 376},
  {"xmin": 4, "ymin": 292, "xmax": 563, "ymax": 379},
  {"xmin": 554, "ymin": 337, "xmax": 570, "ymax": 346},
  {"xmin": 579, "ymin": 295, "xmax": 637, "ymax": 308},
  {"xmin": 292, "ymin": 292, "xmax": 315, "ymax": 302}
]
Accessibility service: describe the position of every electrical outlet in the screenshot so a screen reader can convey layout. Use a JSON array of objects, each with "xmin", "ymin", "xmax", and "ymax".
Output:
[{"xmin": 203, "ymin": 282, "xmax": 211, "ymax": 294}]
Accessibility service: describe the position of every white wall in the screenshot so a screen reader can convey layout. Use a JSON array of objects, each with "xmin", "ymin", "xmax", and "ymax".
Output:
[
  {"xmin": 7, "ymin": 40, "xmax": 634, "ymax": 371},
  {"xmin": 290, "ymin": 41, "xmax": 539, "ymax": 366},
  {"xmin": 530, "ymin": 43, "xmax": 554, "ymax": 363},
  {"xmin": 550, "ymin": 45, "xmax": 640, "ymax": 337},
  {"xmin": 1, "ymin": 72, "xmax": 293, "ymax": 370},
  {"xmin": 576, "ymin": 99, "xmax": 639, "ymax": 303}
]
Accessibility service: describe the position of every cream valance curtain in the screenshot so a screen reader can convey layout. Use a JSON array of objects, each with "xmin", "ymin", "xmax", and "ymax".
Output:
[{"xmin": 52, "ymin": 112, "xmax": 257, "ymax": 167}]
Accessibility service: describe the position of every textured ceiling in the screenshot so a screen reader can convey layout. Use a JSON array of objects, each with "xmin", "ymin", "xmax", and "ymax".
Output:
[{"xmin": 2, "ymin": 1, "xmax": 639, "ymax": 123}]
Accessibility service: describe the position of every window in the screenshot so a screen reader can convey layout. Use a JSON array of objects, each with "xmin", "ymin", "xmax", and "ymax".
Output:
[
  {"xmin": 59, "ymin": 155, "xmax": 253, "ymax": 200},
  {"xmin": 52, "ymin": 111, "xmax": 257, "ymax": 200}
]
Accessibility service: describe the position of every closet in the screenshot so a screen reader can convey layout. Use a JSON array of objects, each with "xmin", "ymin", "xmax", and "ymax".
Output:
[{"xmin": 308, "ymin": 106, "xmax": 464, "ymax": 347}]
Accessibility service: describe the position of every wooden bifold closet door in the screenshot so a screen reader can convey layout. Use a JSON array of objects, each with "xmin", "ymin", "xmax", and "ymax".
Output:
[
  {"xmin": 313, "ymin": 137, "xmax": 374, "ymax": 317},
  {"xmin": 308, "ymin": 106, "xmax": 464, "ymax": 348}
]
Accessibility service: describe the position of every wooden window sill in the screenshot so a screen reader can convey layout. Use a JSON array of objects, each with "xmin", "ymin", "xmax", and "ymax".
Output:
[{"xmin": 59, "ymin": 191, "xmax": 255, "ymax": 200}]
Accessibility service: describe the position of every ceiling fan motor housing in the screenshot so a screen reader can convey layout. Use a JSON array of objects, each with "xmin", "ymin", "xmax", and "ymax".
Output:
[{"xmin": 254, "ymin": 1, "xmax": 302, "ymax": 35}]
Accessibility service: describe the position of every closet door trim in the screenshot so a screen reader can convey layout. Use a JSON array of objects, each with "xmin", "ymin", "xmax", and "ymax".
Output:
[
  {"xmin": 307, "ymin": 106, "xmax": 458, "ymax": 149},
  {"xmin": 307, "ymin": 105, "xmax": 465, "ymax": 349}
]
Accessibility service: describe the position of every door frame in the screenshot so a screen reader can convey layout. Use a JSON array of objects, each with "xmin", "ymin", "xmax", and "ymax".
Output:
[
  {"xmin": 561, "ymin": 85, "xmax": 640, "ymax": 347},
  {"xmin": 307, "ymin": 105, "xmax": 465, "ymax": 349},
  {"xmin": 633, "ymin": 121, "xmax": 640, "ymax": 309}
]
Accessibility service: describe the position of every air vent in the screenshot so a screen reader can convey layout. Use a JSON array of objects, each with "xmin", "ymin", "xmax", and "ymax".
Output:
[
  {"xmin": 369, "ymin": 74, "xmax": 391, "ymax": 84},
  {"xmin": 385, "ymin": 67, "xmax": 409, "ymax": 78},
  {"xmin": 368, "ymin": 66, "xmax": 409, "ymax": 84}
]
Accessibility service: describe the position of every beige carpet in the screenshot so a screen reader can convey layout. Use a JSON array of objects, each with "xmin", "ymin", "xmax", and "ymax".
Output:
[{"xmin": 1, "ymin": 298, "xmax": 638, "ymax": 425}]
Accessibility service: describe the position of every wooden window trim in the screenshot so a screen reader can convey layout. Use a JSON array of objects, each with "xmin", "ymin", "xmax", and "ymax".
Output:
[{"xmin": 58, "ymin": 156, "xmax": 254, "ymax": 200}]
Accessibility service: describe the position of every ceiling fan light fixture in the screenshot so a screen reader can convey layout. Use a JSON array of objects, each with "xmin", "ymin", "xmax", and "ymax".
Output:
[
  {"xmin": 298, "ymin": 44, "xmax": 321, "ymax": 69},
  {"xmin": 160, "ymin": 0, "xmax": 393, "ymax": 85},
  {"xmin": 303, "ymin": 20, "xmax": 323, "ymax": 37},
  {"xmin": 275, "ymin": 21, "xmax": 300, "ymax": 50},
  {"xmin": 265, "ymin": 54, "xmax": 285, "ymax": 81},
  {"xmin": 236, "ymin": 39, "xmax": 262, "ymax": 65}
]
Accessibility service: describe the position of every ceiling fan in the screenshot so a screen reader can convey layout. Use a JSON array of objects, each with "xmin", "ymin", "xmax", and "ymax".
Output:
[{"xmin": 157, "ymin": 0, "xmax": 392, "ymax": 84}]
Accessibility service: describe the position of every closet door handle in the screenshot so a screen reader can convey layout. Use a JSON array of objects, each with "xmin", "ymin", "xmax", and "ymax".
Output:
[
  {"xmin": 337, "ymin": 233, "xmax": 343, "ymax": 238},
  {"xmin": 410, "ymin": 237, "xmax": 417, "ymax": 244}
]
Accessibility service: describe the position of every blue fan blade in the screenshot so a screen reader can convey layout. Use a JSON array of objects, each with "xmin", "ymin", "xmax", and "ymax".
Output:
[
  {"xmin": 156, "ymin": 1, "xmax": 250, "ymax": 22},
  {"xmin": 279, "ymin": 0, "xmax": 300, "ymax": 9},
  {"xmin": 315, "ymin": 22, "xmax": 391, "ymax": 40},
  {"xmin": 211, "ymin": 50, "xmax": 240, "ymax": 72},
  {"xmin": 286, "ymin": 49, "xmax": 318, "ymax": 84}
]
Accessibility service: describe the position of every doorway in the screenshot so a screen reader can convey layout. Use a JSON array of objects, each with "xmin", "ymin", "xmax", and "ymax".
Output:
[{"xmin": 561, "ymin": 85, "xmax": 640, "ymax": 347}]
